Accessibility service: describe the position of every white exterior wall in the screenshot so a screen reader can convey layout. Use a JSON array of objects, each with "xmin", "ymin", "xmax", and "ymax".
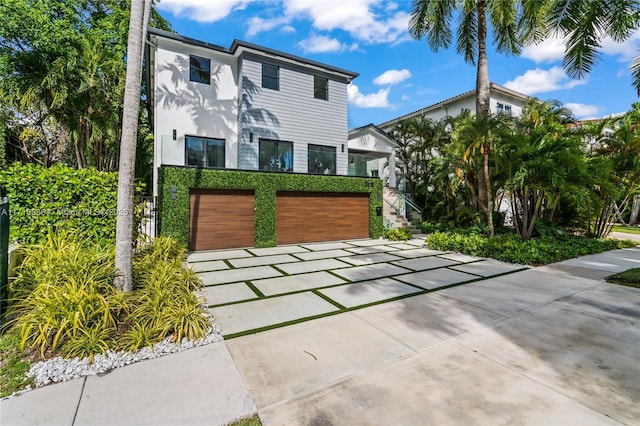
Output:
[
  {"xmin": 237, "ymin": 57, "xmax": 349, "ymax": 174},
  {"xmin": 153, "ymin": 39, "xmax": 238, "ymax": 170},
  {"xmin": 348, "ymin": 130, "xmax": 397, "ymax": 187}
]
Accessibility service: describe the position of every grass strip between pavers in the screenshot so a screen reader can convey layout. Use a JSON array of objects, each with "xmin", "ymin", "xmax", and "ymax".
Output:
[{"xmin": 221, "ymin": 268, "xmax": 526, "ymax": 340}]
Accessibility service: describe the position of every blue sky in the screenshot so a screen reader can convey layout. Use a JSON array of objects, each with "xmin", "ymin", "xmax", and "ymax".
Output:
[{"xmin": 155, "ymin": 0, "xmax": 640, "ymax": 128}]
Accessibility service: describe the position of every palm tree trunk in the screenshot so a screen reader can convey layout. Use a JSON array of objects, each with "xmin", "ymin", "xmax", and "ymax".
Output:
[
  {"xmin": 475, "ymin": 0, "xmax": 490, "ymax": 117},
  {"xmin": 483, "ymin": 148, "xmax": 494, "ymax": 237},
  {"xmin": 114, "ymin": 0, "xmax": 151, "ymax": 292}
]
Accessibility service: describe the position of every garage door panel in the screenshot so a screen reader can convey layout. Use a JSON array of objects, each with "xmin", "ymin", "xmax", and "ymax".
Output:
[
  {"xmin": 277, "ymin": 192, "xmax": 369, "ymax": 244},
  {"xmin": 190, "ymin": 190, "xmax": 255, "ymax": 251}
]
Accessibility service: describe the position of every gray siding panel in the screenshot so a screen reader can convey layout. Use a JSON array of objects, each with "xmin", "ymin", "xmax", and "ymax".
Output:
[{"xmin": 238, "ymin": 58, "xmax": 348, "ymax": 174}]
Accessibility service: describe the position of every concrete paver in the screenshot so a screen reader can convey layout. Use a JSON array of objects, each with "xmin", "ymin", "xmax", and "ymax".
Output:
[
  {"xmin": 346, "ymin": 239, "xmax": 391, "ymax": 247},
  {"xmin": 492, "ymin": 268, "xmax": 601, "ymax": 296},
  {"xmin": 392, "ymin": 256, "xmax": 460, "ymax": 271},
  {"xmin": 247, "ymin": 246, "xmax": 309, "ymax": 256},
  {"xmin": 0, "ymin": 378, "xmax": 83, "ymax": 426},
  {"xmin": 201, "ymin": 282, "xmax": 258, "ymax": 306},
  {"xmin": 387, "ymin": 243, "xmax": 421, "ymax": 250},
  {"xmin": 449, "ymin": 259, "xmax": 526, "ymax": 277},
  {"xmin": 332, "ymin": 263, "xmax": 410, "ymax": 282},
  {"xmin": 228, "ymin": 254, "xmax": 300, "ymax": 268},
  {"xmin": 212, "ymin": 292, "xmax": 339, "ymax": 335},
  {"xmin": 293, "ymin": 249, "xmax": 355, "ymax": 261},
  {"xmin": 437, "ymin": 278, "xmax": 575, "ymax": 317},
  {"xmin": 225, "ymin": 313, "xmax": 414, "ymax": 408},
  {"xmin": 252, "ymin": 271, "xmax": 346, "ymax": 296},
  {"xmin": 300, "ymin": 242, "xmax": 356, "ymax": 251},
  {"xmin": 198, "ymin": 265, "xmax": 282, "ymax": 285},
  {"xmin": 74, "ymin": 342, "xmax": 256, "ymax": 426},
  {"xmin": 187, "ymin": 249, "xmax": 252, "ymax": 262},
  {"xmin": 352, "ymin": 292, "xmax": 506, "ymax": 352},
  {"xmin": 275, "ymin": 258, "xmax": 350, "ymax": 275},
  {"xmin": 395, "ymin": 268, "xmax": 478, "ymax": 289},
  {"xmin": 189, "ymin": 260, "xmax": 229, "ymax": 272},
  {"xmin": 337, "ymin": 252, "xmax": 403, "ymax": 266},
  {"xmin": 438, "ymin": 252, "xmax": 484, "ymax": 263},
  {"xmin": 259, "ymin": 341, "xmax": 618, "ymax": 426},
  {"xmin": 393, "ymin": 248, "xmax": 447, "ymax": 258},
  {"xmin": 318, "ymin": 277, "xmax": 421, "ymax": 308},
  {"xmin": 344, "ymin": 245, "xmax": 400, "ymax": 254}
]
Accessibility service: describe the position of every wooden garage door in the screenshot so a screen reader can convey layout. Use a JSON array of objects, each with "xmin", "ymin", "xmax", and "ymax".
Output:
[
  {"xmin": 277, "ymin": 192, "xmax": 369, "ymax": 244},
  {"xmin": 189, "ymin": 189, "xmax": 255, "ymax": 251}
]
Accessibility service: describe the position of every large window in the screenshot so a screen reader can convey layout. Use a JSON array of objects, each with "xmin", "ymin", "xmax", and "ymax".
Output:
[
  {"xmin": 262, "ymin": 63, "xmax": 279, "ymax": 90},
  {"xmin": 186, "ymin": 136, "xmax": 225, "ymax": 168},
  {"xmin": 189, "ymin": 55, "xmax": 210, "ymax": 84},
  {"xmin": 314, "ymin": 76, "xmax": 328, "ymax": 100},
  {"xmin": 308, "ymin": 144, "xmax": 336, "ymax": 174},
  {"xmin": 259, "ymin": 139, "xmax": 293, "ymax": 172}
]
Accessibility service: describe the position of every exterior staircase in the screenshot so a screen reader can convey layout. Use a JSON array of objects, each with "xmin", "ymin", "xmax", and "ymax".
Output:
[{"xmin": 383, "ymin": 187, "xmax": 422, "ymax": 233}]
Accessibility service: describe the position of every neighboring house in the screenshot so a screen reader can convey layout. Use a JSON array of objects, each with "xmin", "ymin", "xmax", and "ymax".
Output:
[
  {"xmin": 378, "ymin": 83, "xmax": 531, "ymax": 131},
  {"xmin": 146, "ymin": 28, "xmax": 384, "ymax": 250}
]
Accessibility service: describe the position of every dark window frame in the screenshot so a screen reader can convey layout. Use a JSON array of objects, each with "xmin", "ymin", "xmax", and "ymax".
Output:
[
  {"xmin": 262, "ymin": 63, "xmax": 279, "ymax": 90},
  {"xmin": 496, "ymin": 102, "xmax": 513, "ymax": 116},
  {"xmin": 189, "ymin": 55, "xmax": 211, "ymax": 84},
  {"xmin": 259, "ymin": 138, "xmax": 293, "ymax": 172},
  {"xmin": 308, "ymin": 144, "xmax": 336, "ymax": 175},
  {"xmin": 314, "ymin": 76, "xmax": 329, "ymax": 101},
  {"xmin": 185, "ymin": 135, "xmax": 225, "ymax": 168}
]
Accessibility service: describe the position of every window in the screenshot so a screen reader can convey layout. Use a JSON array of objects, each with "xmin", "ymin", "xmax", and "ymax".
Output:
[
  {"xmin": 262, "ymin": 63, "xmax": 279, "ymax": 90},
  {"xmin": 308, "ymin": 144, "xmax": 336, "ymax": 175},
  {"xmin": 259, "ymin": 139, "xmax": 293, "ymax": 172},
  {"xmin": 189, "ymin": 55, "xmax": 210, "ymax": 84},
  {"xmin": 496, "ymin": 102, "xmax": 512, "ymax": 115},
  {"xmin": 186, "ymin": 136, "xmax": 225, "ymax": 168},
  {"xmin": 314, "ymin": 76, "xmax": 328, "ymax": 100}
]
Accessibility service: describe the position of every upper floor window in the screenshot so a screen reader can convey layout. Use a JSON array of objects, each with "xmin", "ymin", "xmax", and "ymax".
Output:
[
  {"xmin": 262, "ymin": 63, "xmax": 279, "ymax": 90},
  {"xmin": 314, "ymin": 76, "xmax": 328, "ymax": 100},
  {"xmin": 496, "ymin": 102, "xmax": 512, "ymax": 115},
  {"xmin": 259, "ymin": 139, "xmax": 292, "ymax": 172},
  {"xmin": 308, "ymin": 144, "xmax": 336, "ymax": 174},
  {"xmin": 189, "ymin": 55, "xmax": 210, "ymax": 84},
  {"xmin": 186, "ymin": 136, "xmax": 225, "ymax": 168}
]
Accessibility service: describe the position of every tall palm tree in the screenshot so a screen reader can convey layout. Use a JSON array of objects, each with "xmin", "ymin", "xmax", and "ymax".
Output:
[
  {"xmin": 547, "ymin": 0, "xmax": 640, "ymax": 95},
  {"xmin": 114, "ymin": 0, "xmax": 151, "ymax": 292}
]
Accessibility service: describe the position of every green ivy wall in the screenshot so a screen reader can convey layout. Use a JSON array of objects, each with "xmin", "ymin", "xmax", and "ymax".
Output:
[{"xmin": 158, "ymin": 166, "xmax": 383, "ymax": 249}]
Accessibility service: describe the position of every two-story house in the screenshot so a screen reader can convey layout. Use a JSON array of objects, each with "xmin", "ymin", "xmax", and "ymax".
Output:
[{"xmin": 146, "ymin": 28, "xmax": 383, "ymax": 250}]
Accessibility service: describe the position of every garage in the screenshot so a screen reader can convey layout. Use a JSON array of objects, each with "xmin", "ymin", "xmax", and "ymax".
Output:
[
  {"xmin": 276, "ymin": 191, "xmax": 370, "ymax": 245},
  {"xmin": 189, "ymin": 189, "xmax": 255, "ymax": 250}
]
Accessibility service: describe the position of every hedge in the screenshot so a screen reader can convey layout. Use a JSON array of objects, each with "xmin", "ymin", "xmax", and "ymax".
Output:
[
  {"xmin": 0, "ymin": 163, "xmax": 142, "ymax": 244},
  {"xmin": 158, "ymin": 166, "xmax": 384, "ymax": 248}
]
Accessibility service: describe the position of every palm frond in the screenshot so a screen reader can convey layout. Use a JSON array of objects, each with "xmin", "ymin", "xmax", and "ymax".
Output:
[{"xmin": 489, "ymin": 0, "xmax": 520, "ymax": 55}]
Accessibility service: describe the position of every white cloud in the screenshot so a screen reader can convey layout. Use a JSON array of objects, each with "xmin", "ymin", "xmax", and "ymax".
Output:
[
  {"xmin": 157, "ymin": 0, "xmax": 254, "ymax": 23},
  {"xmin": 565, "ymin": 102, "xmax": 601, "ymax": 119},
  {"xmin": 246, "ymin": 16, "xmax": 289, "ymax": 37},
  {"xmin": 348, "ymin": 83, "xmax": 390, "ymax": 108},
  {"xmin": 281, "ymin": 25, "xmax": 296, "ymax": 34},
  {"xmin": 249, "ymin": 0, "xmax": 409, "ymax": 44},
  {"xmin": 297, "ymin": 35, "xmax": 357, "ymax": 53},
  {"xmin": 504, "ymin": 66, "xmax": 586, "ymax": 95},
  {"xmin": 600, "ymin": 29, "xmax": 640, "ymax": 61},
  {"xmin": 521, "ymin": 35, "xmax": 566, "ymax": 63},
  {"xmin": 373, "ymin": 69, "xmax": 412, "ymax": 85}
]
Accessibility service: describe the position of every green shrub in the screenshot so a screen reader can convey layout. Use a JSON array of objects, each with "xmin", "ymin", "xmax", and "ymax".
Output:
[
  {"xmin": 0, "ymin": 163, "xmax": 144, "ymax": 244},
  {"xmin": 383, "ymin": 227, "xmax": 412, "ymax": 241},
  {"xmin": 0, "ymin": 330, "xmax": 34, "ymax": 398},
  {"xmin": 426, "ymin": 231, "xmax": 636, "ymax": 265},
  {"xmin": 9, "ymin": 234, "xmax": 210, "ymax": 360}
]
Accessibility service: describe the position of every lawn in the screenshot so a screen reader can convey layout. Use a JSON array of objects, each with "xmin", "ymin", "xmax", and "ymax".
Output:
[
  {"xmin": 607, "ymin": 268, "xmax": 640, "ymax": 289},
  {"xmin": 611, "ymin": 225, "xmax": 640, "ymax": 235}
]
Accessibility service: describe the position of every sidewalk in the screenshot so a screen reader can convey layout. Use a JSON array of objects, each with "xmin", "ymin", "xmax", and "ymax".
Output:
[{"xmin": 1, "ymin": 246, "xmax": 639, "ymax": 425}]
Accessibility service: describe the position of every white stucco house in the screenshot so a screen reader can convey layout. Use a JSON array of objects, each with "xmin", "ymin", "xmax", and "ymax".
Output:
[
  {"xmin": 378, "ymin": 83, "xmax": 531, "ymax": 131},
  {"xmin": 147, "ymin": 28, "xmax": 366, "ymax": 195}
]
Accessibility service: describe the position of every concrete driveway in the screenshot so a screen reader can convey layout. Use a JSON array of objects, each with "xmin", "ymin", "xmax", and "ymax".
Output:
[{"xmin": 207, "ymin": 244, "xmax": 640, "ymax": 425}]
